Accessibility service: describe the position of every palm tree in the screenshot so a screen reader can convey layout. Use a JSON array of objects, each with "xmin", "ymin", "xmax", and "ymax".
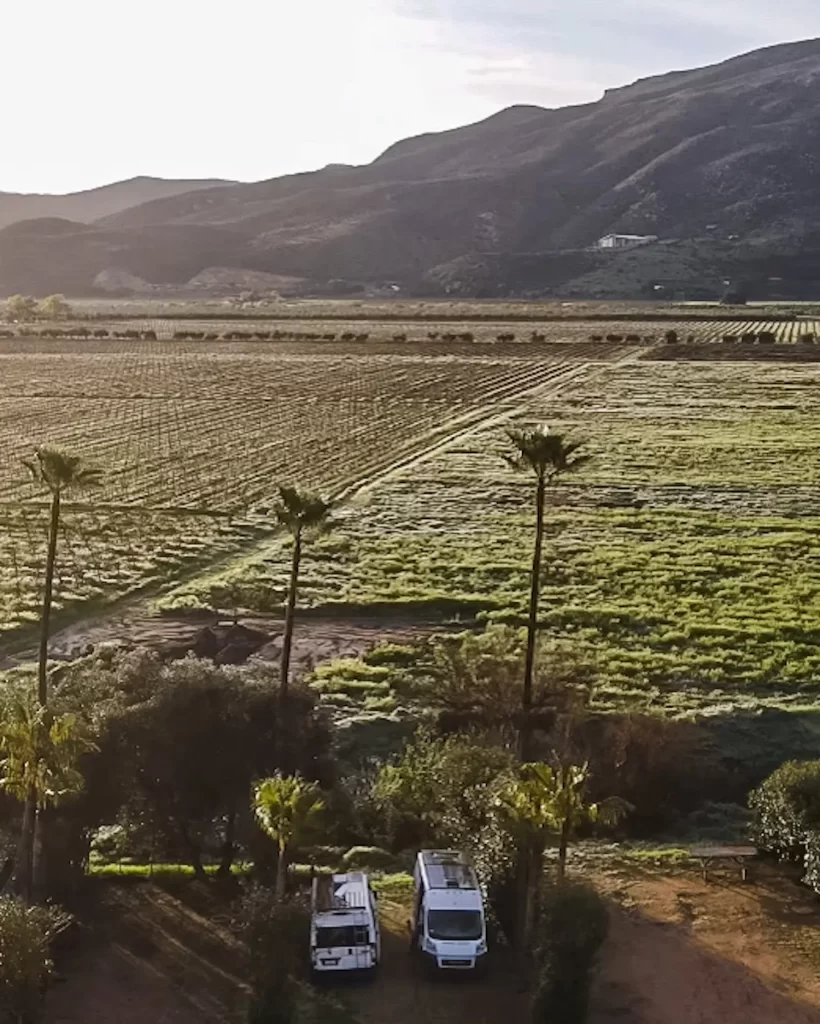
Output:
[
  {"xmin": 504, "ymin": 426, "xmax": 590, "ymax": 758},
  {"xmin": 254, "ymin": 773, "xmax": 325, "ymax": 900},
  {"xmin": 497, "ymin": 761, "xmax": 626, "ymax": 947},
  {"xmin": 0, "ymin": 700, "xmax": 96, "ymax": 901},
  {"xmin": 273, "ymin": 487, "xmax": 331, "ymax": 702},
  {"xmin": 22, "ymin": 447, "xmax": 102, "ymax": 707}
]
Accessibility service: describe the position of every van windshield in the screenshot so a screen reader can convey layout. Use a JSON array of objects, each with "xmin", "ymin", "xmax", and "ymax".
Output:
[
  {"xmin": 315, "ymin": 925, "xmax": 369, "ymax": 948},
  {"xmin": 427, "ymin": 910, "xmax": 483, "ymax": 941}
]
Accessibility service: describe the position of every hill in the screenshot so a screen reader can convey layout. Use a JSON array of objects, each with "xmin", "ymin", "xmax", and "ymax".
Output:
[
  {"xmin": 3, "ymin": 38, "xmax": 820, "ymax": 297},
  {"xmin": 0, "ymin": 176, "xmax": 234, "ymax": 231}
]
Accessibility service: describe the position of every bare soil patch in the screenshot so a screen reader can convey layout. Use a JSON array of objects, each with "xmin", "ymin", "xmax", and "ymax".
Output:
[
  {"xmin": 45, "ymin": 883, "xmax": 248, "ymax": 1024},
  {"xmin": 45, "ymin": 861, "xmax": 820, "ymax": 1024},
  {"xmin": 44, "ymin": 610, "xmax": 447, "ymax": 674},
  {"xmin": 339, "ymin": 886, "xmax": 528, "ymax": 1024},
  {"xmin": 591, "ymin": 860, "xmax": 820, "ymax": 1023}
]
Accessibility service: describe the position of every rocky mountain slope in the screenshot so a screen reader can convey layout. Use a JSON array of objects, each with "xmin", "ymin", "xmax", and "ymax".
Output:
[{"xmin": 2, "ymin": 38, "xmax": 820, "ymax": 298}]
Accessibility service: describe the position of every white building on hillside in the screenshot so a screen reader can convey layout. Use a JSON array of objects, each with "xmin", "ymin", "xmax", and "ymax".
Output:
[{"xmin": 596, "ymin": 233, "xmax": 658, "ymax": 250}]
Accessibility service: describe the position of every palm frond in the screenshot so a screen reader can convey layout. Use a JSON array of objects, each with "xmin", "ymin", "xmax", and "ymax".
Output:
[
  {"xmin": 273, "ymin": 485, "xmax": 332, "ymax": 536},
  {"xmin": 22, "ymin": 446, "xmax": 102, "ymax": 495},
  {"xmin": 254, "ymin": 771, "xmax": 325, "ymax": 848},
  {"xmin": 504, "ymin": 424, "xmax": 592, "ymax": 481}
]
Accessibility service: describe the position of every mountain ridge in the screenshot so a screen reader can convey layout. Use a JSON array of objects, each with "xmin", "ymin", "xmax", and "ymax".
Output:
[
  {"xmin": 3, "ymin": 37, "xmax": 820, "ymax": 298},
  {"xmin": 0, "ymin": 176, "xmax": 235, "ymax": 231}
]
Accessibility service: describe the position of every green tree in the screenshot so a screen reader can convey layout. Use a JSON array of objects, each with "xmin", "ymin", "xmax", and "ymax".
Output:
[
  {"xmin": 40, "ymin": 295, "xmax": 71, "ymax": 320},
  {"xmin": 497, "ymin": 762, "xmax": 625, "ymax": 948},
  {"xmin": 373, "ymin": 728, "xmax": 515, "ymax": 849},
  {"xmin": 504, "ymin": 426, "xmax": 590, "ymax": 758},
  {"xmin": 273, "ymin": 487, "xmax": 331, "ymax": 703},
  {"xmin": 0, "ymin": 896, "xmax": 71, "ymax": 1023},
  {"xmin": 0, "ymin": 700, "xmax": 95, "ymax": 902},
  {"xmin": 4, "ymin": 295, "xmax": 38, "ymax": 322},
  {"xmin": 107, "ymin": 657, "xmax": 330, "ymax": 879},
  {"xmin": 254, "ymin": 773, "xmax": 325, "ymax": 899},
  {"xmin": 22, "ymin": 447, "xmax": 102, "ymax": 707}
]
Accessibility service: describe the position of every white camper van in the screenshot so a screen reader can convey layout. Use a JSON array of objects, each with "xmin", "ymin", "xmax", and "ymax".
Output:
[
  {"xmin": 412, "ymin": 850, "xmax": 487, "ymax": 970},
  {"xmin": 310, "ymin": 872, "xmax": 380, "ymax": 975}
]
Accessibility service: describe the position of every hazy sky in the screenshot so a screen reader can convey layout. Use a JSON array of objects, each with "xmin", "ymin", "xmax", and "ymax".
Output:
[{"xmin": 3, "ymin": 0, "xmax": 818, "ymax": 194}]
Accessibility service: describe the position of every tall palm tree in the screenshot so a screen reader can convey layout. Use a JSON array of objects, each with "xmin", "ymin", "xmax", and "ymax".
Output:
[
  {"xmin": 0, "ymin": 700, "xmax": 96, "ymax": 902},
  {"xmin": 22, "ymin": 447, "xmax": 102, "ymax": 707},
  {"xmin": 504, "ymin": 426, "xmax": 590, "ymax": 758},
  {"xmin": 273, "ymin": 487, "xmax": 331, "ymax": 702},
  {"xmin": 254, "ymin": 773, "xmax": 325, "ymax": 900}
]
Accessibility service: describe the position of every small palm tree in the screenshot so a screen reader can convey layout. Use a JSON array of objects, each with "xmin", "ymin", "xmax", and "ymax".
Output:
[
  {"xmin": 22, "ymin": 448, "xmax": 102, "ymax": 707},
  {"xmin": 497, "ymin": 761, "xmax": 626, "ymax": 947},
  {"xmin": 504, "ymin": 426, "xmax": 590, "ymax": 758},
  {"xmin": 273, "ymin": 487, "xmax": 331, "ymax": 702},
  {"xmin": 0, "ymin": 700, "xmax": 96, "ymax": 902},
  {"xmin": 254, "ymin": 773, "xmax": 325, "ymax": 900}
]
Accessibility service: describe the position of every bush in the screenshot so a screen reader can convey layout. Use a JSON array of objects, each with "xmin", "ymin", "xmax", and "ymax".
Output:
[
  {"xmin": 342, "ymin": 845, "xmax": 397, "ymax": 871},
  {"xmin": 531, "ymin": 882, "xmax": 609, "ymax": 1024},
  {"xmin": 304, "ymin": 845, "xmax": 347, "ymax": 868},
  {"xmin": 235, "ymin": 887, "xmax": 309, "ymax": 1024},
  {"xmin": 750, "ymin": 760, "xmax": 820, "ymax": 881},
  {"xmin": 664, "ymin": 330, "xmax": 678, "ymax": 344},
  {"xmin": 0, "ymin": 897, "xmax": 70, "ymax": 1024}
]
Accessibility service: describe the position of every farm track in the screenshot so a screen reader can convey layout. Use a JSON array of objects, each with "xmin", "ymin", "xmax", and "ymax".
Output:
[{"xmin": 6, "ymin": 349, "xmax": 642, "ymax": 664}]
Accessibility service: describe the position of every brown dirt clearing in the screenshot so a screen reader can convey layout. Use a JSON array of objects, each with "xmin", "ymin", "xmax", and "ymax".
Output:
[
  {"xmin": 44, "ymin": 861, "xmax": 820, "ymax": 1024},
  {"xmin": 590, "ymin": 859, "xmax": 820, "ymax": 1023}
]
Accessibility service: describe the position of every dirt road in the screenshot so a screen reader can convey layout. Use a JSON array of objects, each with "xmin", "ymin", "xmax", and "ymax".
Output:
[
  {"xmin": 341, "ymin": 888, "xmax": 528, "ymax": 1024},
  {"xmin": 46, "ymin": 860, "xmax": 820, "ymax": 1024}
]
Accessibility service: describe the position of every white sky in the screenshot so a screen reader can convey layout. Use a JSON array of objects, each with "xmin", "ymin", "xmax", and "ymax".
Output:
[{"xmin": 2, "ymin": 0, "xmax": 818, "ymax": 194}]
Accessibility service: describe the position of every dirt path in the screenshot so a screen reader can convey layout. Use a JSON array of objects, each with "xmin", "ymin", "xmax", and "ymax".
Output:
[
  {"xmin": 45, "ymin": 884, "xmax": 248, "ymax": 1024},
  {"xmin": 341, "ymin": 888, "xmax": 528, "ymax": 1024},
  {"xmin": 590, "ymin": 860, "xmax": 820, "ymax": 1023}
]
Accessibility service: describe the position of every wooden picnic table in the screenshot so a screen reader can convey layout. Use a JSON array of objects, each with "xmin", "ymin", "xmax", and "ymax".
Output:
[{"xmin": 690, "ymin": 845, "xmax": 758, "ymax": 883}]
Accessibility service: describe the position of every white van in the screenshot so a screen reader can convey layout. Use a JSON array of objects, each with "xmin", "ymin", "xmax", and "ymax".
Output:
[
  {"xmin": 310, "ymin": 872, "xmax": 381, "ymax": 975},
  {"xmin": 412, "ymin": 850, "xmax": 487, "ymax": 970}
]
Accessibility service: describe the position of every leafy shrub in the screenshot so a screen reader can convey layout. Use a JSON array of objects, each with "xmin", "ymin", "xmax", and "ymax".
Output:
[
  {"xmin": 342, "ymin": 846, "xmax": 397, "ymax": 871},
  {"xmin": 373, "ymin": 728, "xmax": 515, "ymax": 851},
  {"xmin": 363, "ymin": 643, "xmax": 417, "ymax": 668},
  {"xmin": 304, "ymin": 845, "xmax": 347, "ymax": 867},
  {"xmin": 0, "ymin": 897, "xmax": 70, "ymax": 1024},
  {"xmin": 235, "ymin": 887, "xmax": 309, "ymax": 1024},
  {"xmin": 531, "ymin": 882, "xmax": 609, "ymax": 1024},
  {"xmin": 750, "ymin": 760, "xmax": 820, "ymax": 880}
]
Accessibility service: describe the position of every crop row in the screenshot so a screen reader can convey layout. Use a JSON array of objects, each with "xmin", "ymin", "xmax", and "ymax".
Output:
[{"xmin": 0, "ymin": 342, "xmax": 607, "ymax": 635}]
